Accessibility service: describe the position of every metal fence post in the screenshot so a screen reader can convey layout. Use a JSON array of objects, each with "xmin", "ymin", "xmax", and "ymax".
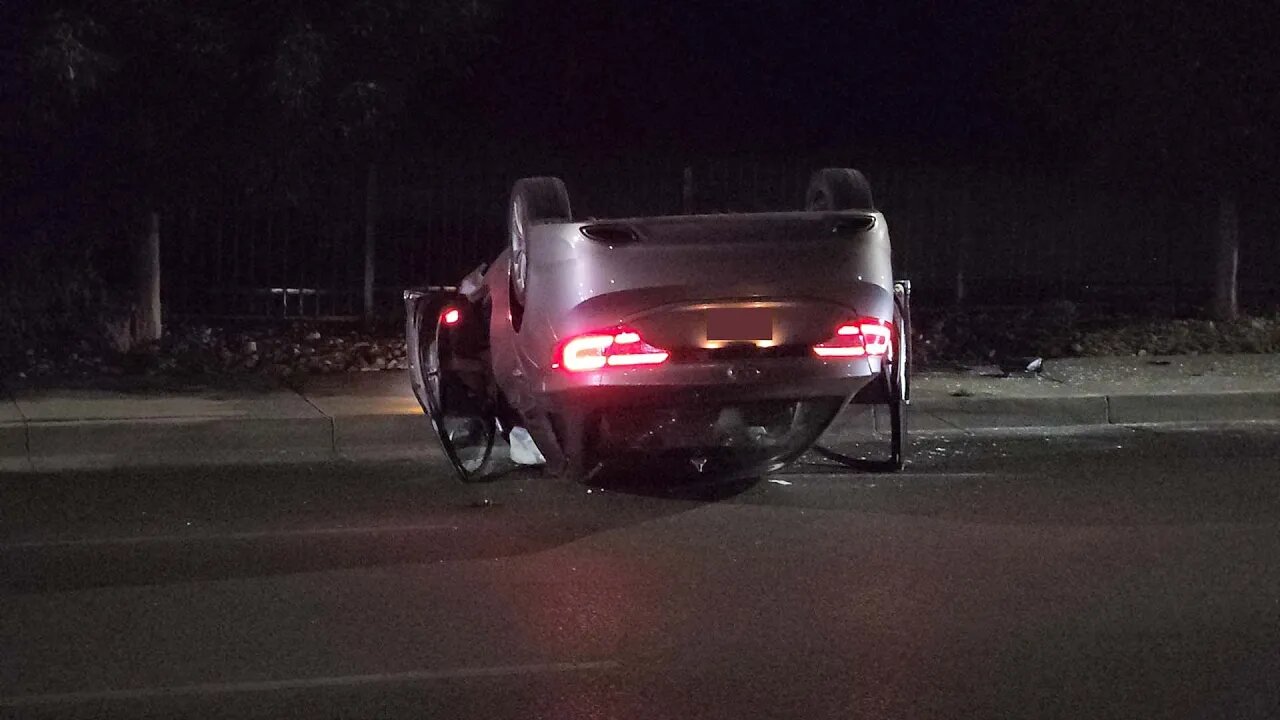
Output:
[
  {"xmin": 956, "ymin": 183, "xmax": 970, "ymax": 306},
  {"xmin": 133, "ymin": 210, "xmax": 162, "ymax": 346},
  {"xmin": 682, "ymin": 165, "xmax": 694, "ymax": 214},
  {"xmin": 1212, "ymin": 190, "xmax": 1240, "ymax": 321},
  {"xmin": 363, "ymin": 162, "xmax": 378, "ymax": 324}
]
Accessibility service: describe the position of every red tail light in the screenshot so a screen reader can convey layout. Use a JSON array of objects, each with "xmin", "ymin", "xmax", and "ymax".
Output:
[
  {"xmin": 554, "ymin": 327, "xmax": 669, "ymax": 372},
  {"xmin": 441, "ymin": 307, "xmax": 461, "ymax": 325},
  {"xmin": 813, "ymin": 317, "xmax": 892, "ymax": 358}
]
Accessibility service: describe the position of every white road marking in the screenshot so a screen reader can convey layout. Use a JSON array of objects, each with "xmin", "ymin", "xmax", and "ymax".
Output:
[
  {"xmin": 1, "ymin": 523, "xmax": 458, "ymax": 550},
  {"xmin": 0, "ymin": 660, "xmax": 622, "ymax": 707}
]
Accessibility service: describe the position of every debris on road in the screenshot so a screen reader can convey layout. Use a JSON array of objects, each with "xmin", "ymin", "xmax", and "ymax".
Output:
[{"xmin": 508, "ymin": 427, "xmax": 547, "ymax": 466}]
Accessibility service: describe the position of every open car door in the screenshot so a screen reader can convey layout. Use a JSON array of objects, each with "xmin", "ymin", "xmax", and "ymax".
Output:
[{"xmin": 405, "ymin": 288, "xmax": 501, "ymax": 482}]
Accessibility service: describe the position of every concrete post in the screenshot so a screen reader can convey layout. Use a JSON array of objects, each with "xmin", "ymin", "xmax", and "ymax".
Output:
[
  {"xmin": 682, "ymin": 165, "xmax": 694, "ymax": 214},
  {"xmin": 363, "ymin": 163, "xmax": 378, "ymax": 324},
  {"xmin": 1211, "ymin": 191, "xmax": 1239, "ymax": 321},
  {"xmin": 133, "ymin": 210, "xmax": 162, "ymax": 345}
]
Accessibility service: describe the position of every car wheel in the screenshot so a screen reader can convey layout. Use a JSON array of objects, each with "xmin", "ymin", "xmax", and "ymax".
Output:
[
  {"xmin": 508, "ymin": 176, "xmax": 572, "ymax": 328},
  {"xmin": 805, "ymin": 168, "xmax": 875, "ymax": 211}
]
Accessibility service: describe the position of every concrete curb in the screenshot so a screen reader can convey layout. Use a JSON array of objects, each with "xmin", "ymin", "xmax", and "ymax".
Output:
[
  {"xmin": 330, "ymin": 412, "xmax": 436, "ymax": 456},
  {"xmin": 903, "ymin": 391, "xmax": 1280, "ymax": 432},
  {"xmin": 1106, "ymin": 390, "xmax": 1280, "ymax": 424},
  {"xmin": 0, "ymin": 422, "xmax": 31, "ymax": 472},
  {"xmin": 896, "ymin": 396, "xmax": 1111, "ymax": 432},
  {"xmin": 3, "ymin": 390, "xmax": 1280, "ymax": 473},
  {"xmin": 822, "ymin": 392, "xmax": 1280, "ymax": 443},
  {"xmin": 26, "ymin": 416, "xmax": 333, "ymax": 471},
  {"xmin": 5, "ymin": 412, "xmax": 441, "ymax": 473}
]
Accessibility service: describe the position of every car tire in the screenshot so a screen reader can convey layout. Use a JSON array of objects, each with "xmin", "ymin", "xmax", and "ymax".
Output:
[
  {"xmin": 508, "ymin": 177, "xmax": 572, "ymax": 325},
  {"xmin": 805, "ymin": 168, "xmax": 875, "ymax": 211}
]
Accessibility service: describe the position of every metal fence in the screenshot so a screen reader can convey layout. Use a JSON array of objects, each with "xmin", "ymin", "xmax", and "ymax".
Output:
[{"xmin": 162, "ymin": 156, "xmax": 1279, "ymax": 320}]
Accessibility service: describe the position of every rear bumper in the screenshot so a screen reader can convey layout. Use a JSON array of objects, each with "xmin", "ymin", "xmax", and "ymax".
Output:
[
  {"xmin": 534, "ymin": 355, "xmax": 882, "ymax": 407},
  {"xmin": 525, "ymin": 357, "xmax": 879, "ymax": 478}
]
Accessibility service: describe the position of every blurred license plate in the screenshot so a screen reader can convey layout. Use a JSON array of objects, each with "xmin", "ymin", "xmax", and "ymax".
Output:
[{"xmin": 707, "ymin": 308, "xmax": 773, "ymax": 342}]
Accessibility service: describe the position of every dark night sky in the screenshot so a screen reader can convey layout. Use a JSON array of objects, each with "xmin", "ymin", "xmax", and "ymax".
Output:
[
  {"xmin": 450, "ymin": 0, "xmax": 1021, "ymax": 158},
  {"xmin": 5, "ymin": 0, "xmax": 1275, "ymax": 191}
]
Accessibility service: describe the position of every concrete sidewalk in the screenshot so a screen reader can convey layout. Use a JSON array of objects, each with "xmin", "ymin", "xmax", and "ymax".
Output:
[
  {"xmin": 3, "ymin": 354, "xmax": 1279, "ymax": 472},
  {"xmin": 0, "ymin": 374, "xmax": 432, "ymax": 472},
  {"xmin": 906, "ymin": 354, "xmax": 1280, "ymax": 432}
]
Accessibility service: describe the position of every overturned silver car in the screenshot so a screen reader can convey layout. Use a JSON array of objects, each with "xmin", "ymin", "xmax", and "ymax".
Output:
[{"xmin": 405, "ymin": 168, "xmax": 911, "ymax": 483}]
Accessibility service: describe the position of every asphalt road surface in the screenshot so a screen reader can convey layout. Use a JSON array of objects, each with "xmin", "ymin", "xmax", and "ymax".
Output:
[{"xmin": 3, "ymin": 424, "xmax": 1280, "ymax": 719}]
